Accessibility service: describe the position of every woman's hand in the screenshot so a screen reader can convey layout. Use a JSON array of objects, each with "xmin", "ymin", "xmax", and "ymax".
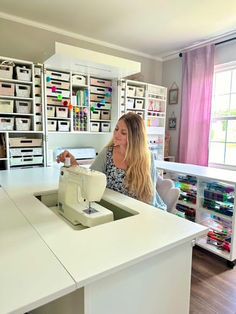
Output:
[{"xmin": 56, "ymin": 150, "xmax": 78, "ymax": 166}]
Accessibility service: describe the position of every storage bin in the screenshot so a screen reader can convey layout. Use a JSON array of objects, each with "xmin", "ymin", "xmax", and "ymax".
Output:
[
  {"xmin": 58, "ymin": 120, "xmax": 69, "ymax": 132},
  {"xmin": 90, "ymin": 86, "xmax": 109, "ymax": 95},
  {"xmin": 35, "ymin": 96, "xmax": 41, "ymax": 104},
  {"xmin": 35, "ymin": 104, "xmax": 42, "ymax": 113},
  {"xmin": 47, "ymin": 120, "xmax": 57, "ymax": 131},
  {"xmin": 15, "ymin": 84, "xmax": 31, "ymax": 98},
  {"xmin": 90, "ymin": 122, "xmax": 100, "ymax": 132},
  {"xmin": 35, "ymin": 115, "xmax": 42, "ymax": 123},
  {"xmin": 15, "ymin": 118, "xmax": 31, "ymax": 131},
  {"xmin": 72, "ymin": 74, "xmax": 86, "ymax": 85},
  {"xmin": 34, "ymin": 67, "xmax": 41, "ymax": 76},
  {"xmin": 0, "ymin": 82, "xmax": 14, "ymax": 96},
  {"xmin": 34, "ymin": 77, "xmax": 41, "ymax": 85},
  {"xmin": 90, "ymin": 101, "xmax": 111, "ymax": 110},
  {"xmin": 135, "ymin": 87, "xmax": 145, "ymax": 97},
  {"xmin": 56, "ymin": 107, "xmax": 68, "ymax": 118},
  {"xmin": 46, "ymin": 80, "xmax": 70, "ymax": 90},
  {"xmin": 10, "ymin": 147, "xmax": 43, "ymax": 157},
  {"xmin": 10, "ymin": 155, "xmax": 43, "ymax": 166},
  {"xmin": 90, "ymin": 78, "xmax": 112, "ymax": 87},
  {"xmin": 15, "ymin": 100, "xmax": 31, "ymax": 114},
  {"xmin": 127, "ymin": 86, "xmax": 135, "ymax": 97},
  {"xmin": 47, "ymin": 105, "xmax": 55, "ymax": 117},
  {"xmin": 47, "ymin": 97, "xmax": 64, "ymax": 106},
  {"xmin": 36, "ymin": 122, "xmax": 42, "ymax": 131},
  {"xmin": 46, "ymin": 88, "xmax": 70, "ymax": 98},
  {"xmin": 135, "ymin": 111, "xmax": 144, "ymax": 119},
  {"xmin": 0, "ymin": 99, "xmax": 14, "ymax": 113},
  {"xmin": 0, "ymin": 63, "xmax": 13, "ymax": 79},
  {"xmin": 101, "ymin": 110, "xmax": 110, "ymax": 120},
  {"xmin": 126, "ymin": 98, "xmax": 135, "ymax": 109},
  {"xmin": 0, "ymin": 117, "xmax": 14, "ymax": 130},
  {"xmin": 134, "ymin": 99, "xmax": 144, "ymax": 109},
  {"xmin": 46, "ymin": 70, "xmax": 70, "ymax": 82},
  {"xmin": 16, "ymin": 66, "xmax": 31, "ymax": 81},
  {"xmin": 34, "ymin": 86, "xmax": 41, "ymax": 95},
  {"xmin": 90, "ymin": 110, "xmax": 100, "ymax": 120},
  {"xmin": 90, "ymin": 94, "xmax": 111, "ymax": 102},
  {"xmin": 9, "ymin": 137, "xmax": 42, "ymax": 147},
  {"xmin": 101, "ymin": 122, "xmax": 110, "ymax": 132}
]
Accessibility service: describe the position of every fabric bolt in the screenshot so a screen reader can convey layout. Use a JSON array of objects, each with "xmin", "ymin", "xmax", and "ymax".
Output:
[{"xmin": 178, "ymin": 44, "xmax": 215, "ymax": 166}]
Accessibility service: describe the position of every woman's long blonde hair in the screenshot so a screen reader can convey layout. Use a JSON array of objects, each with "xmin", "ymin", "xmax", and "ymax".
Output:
[{"xmin": 108, "ymin": 113, "xmax": 153, "ymax": 203}]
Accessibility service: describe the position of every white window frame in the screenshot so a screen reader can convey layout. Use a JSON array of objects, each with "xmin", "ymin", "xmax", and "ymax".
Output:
[{"xmin": 209, "ymin": 61, "xmax": 236, "ymax": 171}]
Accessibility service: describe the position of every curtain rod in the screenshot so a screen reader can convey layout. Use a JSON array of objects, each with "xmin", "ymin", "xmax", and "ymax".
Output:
[{"xmin": 179, "ymin": 37, "xmax": 236, "ymax": 57}]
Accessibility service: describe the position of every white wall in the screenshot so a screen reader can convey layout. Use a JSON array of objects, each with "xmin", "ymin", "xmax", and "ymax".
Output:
[{"xmin": 162, "ymin": 40, "xmax": 236, "ymax": 161}]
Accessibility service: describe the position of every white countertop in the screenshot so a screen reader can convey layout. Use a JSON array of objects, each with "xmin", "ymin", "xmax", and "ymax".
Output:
[
  {"xmin": 0, "ymin": 167, "xmax": 207, "ymax": 314},
  {"xmin": 155, "ymin": 161, "xmax": 236, "ymax": 184}
]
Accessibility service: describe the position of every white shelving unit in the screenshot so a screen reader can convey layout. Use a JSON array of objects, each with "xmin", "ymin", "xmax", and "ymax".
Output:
[
  {"xmin": 155, "ymin": 160, "xmax": 236, "ymax": 267},
  {"xmin": 119, "ymin": 79, "xmax": 167, "ymax": 160},
  {"xmin": 0, "ymin": 56, "xmax": 45, "ymax": 170}
]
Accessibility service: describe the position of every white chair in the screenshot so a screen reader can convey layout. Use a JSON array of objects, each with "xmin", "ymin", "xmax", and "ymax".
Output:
[{"xmin": 156, "ymin": 176, "xmax": 180, "ymax": 213}]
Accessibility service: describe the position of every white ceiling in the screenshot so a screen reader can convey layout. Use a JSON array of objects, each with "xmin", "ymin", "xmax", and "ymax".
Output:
[{"xmin": 0, "ymin": 0, "xmax": 236, "ymax": 60}]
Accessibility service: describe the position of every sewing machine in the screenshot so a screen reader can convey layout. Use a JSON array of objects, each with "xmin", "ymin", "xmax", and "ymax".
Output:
[{"xmin": 58, "ymin": 166, "xmax": 114, "ymax": 227}]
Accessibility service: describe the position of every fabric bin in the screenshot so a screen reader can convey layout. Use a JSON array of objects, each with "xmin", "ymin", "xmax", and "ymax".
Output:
[
  {"xmin": 72, "ymin": 74, "xmax": 86, "ymax": 85},
  {"xmin": 47, "ymin": 105, "xmax": 55, "ymax": 117},
  {"xmin": 46, "ymin": 88, "xmax": 70, "ymax": 98},
  {"xmin": 10, "ymin": 147, "xmax": 43, "ymax": 157},
  {"xmin": 127, "ymin": 86, "xmax": 135, "ymax": 97},
  {"xmin": 126, "ymin": 98, "xmax": 135, "ymax": 109},
  {"xmin": 15, "ymin": 100, "xmax": 31, "ymax": 114},
  {"xmin": 47, "ymin": 120, "xmax": 57, "ymax": 131},
  {"xmin": 35, "ymin": 96, "xmax": 41, "ymax": 104},
  {"xmin": 58, "ymin": 120, "xmax": 69, "ymax": 132},
  {"xmin": 134, "ymin": 99, "xmax": 144, "ymax": 109},
  {"xmin": 0, "ymin": 99, "xmax": 14, "ymax": 113},
  {"xmin": 46, "ymin": 70, "xmax": 70, "ymax": 82},
  {"xmin": 90, "ymin": 122, "xmax": 100, "ymax": 132},
  {"xmin": 0, "ymin": 64, "xmax": 13, "ymax": 79},
  {"xmin": 16, "ymin": 66, "xmax": 31, "ymax": 81},
  {"xmin": 101, "ymin": 110, "xmax": 110, "ymax": 120},
  {"xmin": 15, "ymin": 84, "xmax": 31, "ymax": 98},
  {"xmin": 9, "ymin": 137, "xmax": 42, "ymax": 147},
  {"xmin": 90, "ymin": 110, "xmax": 100, "ymax": 120},
  {"xmin": 15, "ymin": 118, "xmax": 31, "ymax": 131},
  {"xmin": 35, "ymin": 104, "xmax": 42, "ymax": 113},
  {"xmin": 0, "ymin": 82, "xmax": 14, "ymax": 96},
  {"xmin": 101, "ymin": 122, "xmax": 110, "ymax": 132},
  {"xmin": 47, "ymin": 80, "xmax": 70, "ymax": 90},
  {"xmin": 34, "ymin": 86, "xmax": 41, "ymax": 95},
  {"xmin": 56, "ymin": 107, "xmax": 68, "ymax": 118},
  {"xmin": 90, "ymin": 94, "xmax": 111, "ymax": 102},
  {"xmin": 90, "ymin": 78, "xmax": 112, "ymax": 87},
  {"xmin": 0, "ymin": 117, "xmax": 14, "ymax": 130},
  {"xmin": 36, "ymin": 122, "xmax": 42, "ymax": 131},
  {"xmin": 135, "ymin": 87, "xmax": 145, "ymax": 97}
]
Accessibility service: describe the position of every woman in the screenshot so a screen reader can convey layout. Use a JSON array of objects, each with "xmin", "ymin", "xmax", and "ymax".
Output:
[{"xmin": 57, "ymin": 113, "xmax": 166, "ymax": 210}]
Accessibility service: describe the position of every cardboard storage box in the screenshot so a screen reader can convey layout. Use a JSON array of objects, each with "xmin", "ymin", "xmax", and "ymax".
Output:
[
  {"xmin": 15, "ymin": 100, "xmax": 31, "ymax": 114},
  {"xmin": 0, "ymin": 99, "xmax": 14, "ymax": 113},
  {"xmin": 0, "ymin": 117, "xmax": 14, "ymax": 130},
  {"xmin": 0, "ymin": 82, "xmax": 14, "ymax": 96},
  {"xmin": 101, "ymin": 110, "xmax": 110, "ymax": 120},
  {"xmin": 9, "ymin": 137, "xmax": 42, "ymax": 147}
]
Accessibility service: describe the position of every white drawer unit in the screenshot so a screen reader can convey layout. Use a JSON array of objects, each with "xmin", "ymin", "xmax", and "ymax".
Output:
[
  {"xmin": 46, "ymin": 88, "xmax": 70, "ymax": 98},
  {"xmin": 56, "ymin": 106, "xmax": 68, "ymax": 118},
  {"xmin": 0, "ymin": 82, "xmax": 14, "ymax": 96},
  {"xmin": 58, "ymin": 120, "xmax": 70, "ymax": 132},
  {"xmin": 16, "ymin": 66, "xmax": 31, "ymax": 81},
  {"xmin": 15, "ymin": 118, "xmax": 31, "ymax": 131},
  {"xmin": 46, "ymin": 70, "xmax": 70, "ymax": 82},
  {"xmin": 10, "ymin": 147, "xmax": 43, "ymax": 157},
  {"xmin": 101, "ymin": 122, "xmax": 110, "ymax": 132},
  {"xmin": 9, "ymin": 137, "xmax": 42, "ymax": 147},
  {"xmin": 47, "ymin": 120, "xmax": 57, "ymax": 131},
  {"xmin": 0, "ymin": 99, "xmax": 13, "ymax": 113},
  {"xmin": 72, "ymin": 74, "xmax": 86, "ymax": 85},
  {"xmin": 0, "ymin": 117, "xmax": 14, "ymax": 130},
  {"xmin": 15, "ymin": 84, "xmax": 31, "ymax": 98},
  {"xmin": 15, "ymin": 100, "xmax": 31, "ymax": 114}
]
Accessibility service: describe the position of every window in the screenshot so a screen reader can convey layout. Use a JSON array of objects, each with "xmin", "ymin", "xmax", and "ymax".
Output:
[{"xmin": 209, "ymin": 62, "xmax": 236, "ymax": 169}]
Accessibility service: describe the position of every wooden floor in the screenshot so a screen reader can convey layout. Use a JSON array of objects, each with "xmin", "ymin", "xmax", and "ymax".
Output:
[{"xmin": 190, "ymin": 247, "xmax": 236, "ymax": 314}]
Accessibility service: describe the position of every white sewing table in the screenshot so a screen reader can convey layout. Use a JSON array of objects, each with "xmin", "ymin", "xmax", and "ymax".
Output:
[{"xmin": 0, "ymin": 167, "xmax": 207, "ymax": 314}]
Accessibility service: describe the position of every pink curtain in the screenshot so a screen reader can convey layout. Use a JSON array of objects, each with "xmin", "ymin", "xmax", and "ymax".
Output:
[{"xmin": 178, "ymin": 45, "xmax": 215, "ymax": 166}]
